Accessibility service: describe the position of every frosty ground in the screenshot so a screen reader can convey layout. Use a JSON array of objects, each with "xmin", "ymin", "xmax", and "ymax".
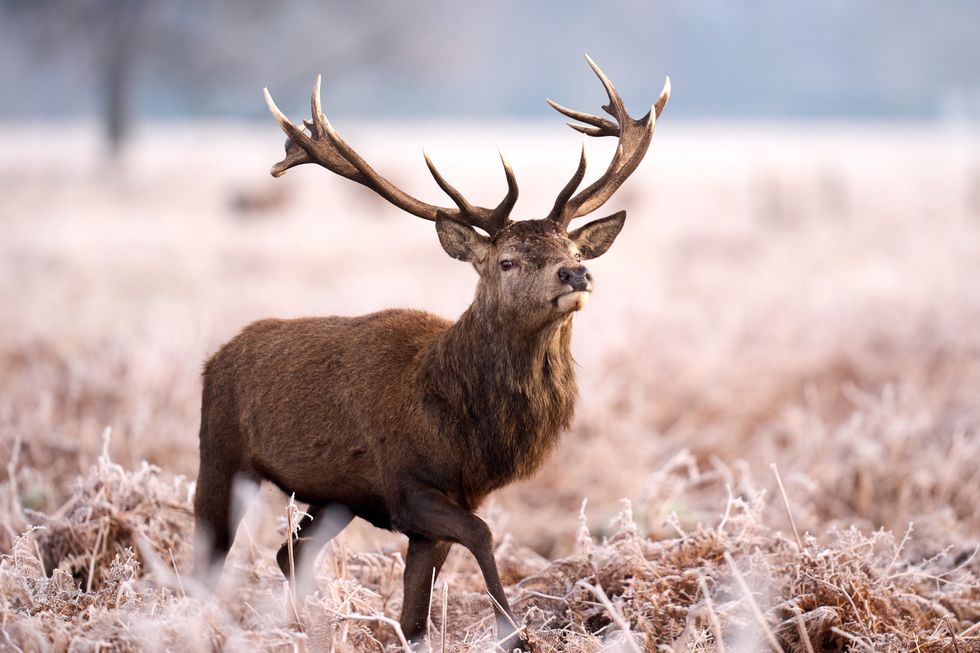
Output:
[{"xmin": 1, "ymin": 122, "xmax": 979, "ymax": 651}]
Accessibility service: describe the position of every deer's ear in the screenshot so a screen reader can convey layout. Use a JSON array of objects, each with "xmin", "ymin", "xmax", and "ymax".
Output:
[
  {"xmin": 568, "ymin": 210, "xmax": 626, "ymax": 260},
  {"xmin": 435, "ymin": 212, "xmax": 490, "ymax": 264}
]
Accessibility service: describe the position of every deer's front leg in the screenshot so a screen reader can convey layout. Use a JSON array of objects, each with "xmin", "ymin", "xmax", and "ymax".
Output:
[
  {"xmin": 394, "ymin": 485, "xmax": 528, "ymax": 651},
  {"xmin": 400, "ymin": 537, "xmax": 452, "ymax": 644}
]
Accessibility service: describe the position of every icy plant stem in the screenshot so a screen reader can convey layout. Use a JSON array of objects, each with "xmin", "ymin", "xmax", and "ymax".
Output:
[
  {"xmin": 724, "ymin": 551, "xmax": 782, "ymax": 653},
  {"xmin": 576, "ymin": 580, "xmax": 642, "ymax": 653},
  {"xmin": 441, "ymin": 581, "xmax": 449, "ymax": 653},
  {"xmin": 770, "ymin": 463, "xmax": 803, "ymax": 550},
  {"xmin": 698, "ymin": 575, "xmax": 726, "ymax": 653}
]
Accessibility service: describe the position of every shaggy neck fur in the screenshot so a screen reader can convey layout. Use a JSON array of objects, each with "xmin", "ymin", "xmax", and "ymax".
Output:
[{"xmin": 422, "ymin": 291, "xmax": 578, "ymax": 503}]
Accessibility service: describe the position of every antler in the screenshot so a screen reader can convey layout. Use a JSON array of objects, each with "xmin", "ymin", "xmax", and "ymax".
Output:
[
  {"xmin": 263, "ymin": 75, "xmax": 517, "ymax": 236},
  {"xmin": 546, "ymin": 55, "xmax": 670, "ymax": 228}
]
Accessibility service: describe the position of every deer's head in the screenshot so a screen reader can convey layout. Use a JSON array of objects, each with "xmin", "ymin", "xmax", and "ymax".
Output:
[{"xmin": 264, "ymin": 55, "xmax": 669, "ymax": 329}]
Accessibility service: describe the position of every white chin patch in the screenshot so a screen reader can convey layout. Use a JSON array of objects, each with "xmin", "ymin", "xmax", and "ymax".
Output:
[{"xmin": 557, "ymin": 291, "xmax": 590, "ymax": 313}]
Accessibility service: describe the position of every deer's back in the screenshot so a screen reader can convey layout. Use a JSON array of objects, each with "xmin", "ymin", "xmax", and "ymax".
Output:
[{"xmin": 201, "ymin": 309, "xmax": 450, "ymax": 509}]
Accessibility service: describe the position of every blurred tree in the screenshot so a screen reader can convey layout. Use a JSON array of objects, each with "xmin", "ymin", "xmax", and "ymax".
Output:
[
  {"xmin": 0, "ymin": 0, "xmax": 424, "ymax": 157},
  {"xmin": 1, "ymin": 0, "xmax": 153, "ymax": 157}
]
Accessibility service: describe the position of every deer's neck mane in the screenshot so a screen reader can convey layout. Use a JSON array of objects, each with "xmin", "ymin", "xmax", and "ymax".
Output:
[{"xmin": 422, "ymin": 300, "xmax": 577, "ymax": 501}]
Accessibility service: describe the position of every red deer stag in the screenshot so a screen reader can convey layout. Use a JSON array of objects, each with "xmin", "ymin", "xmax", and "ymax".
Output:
[{"xmin": 194, "ymin": 55, "xmax": 669, "ymax": 649}]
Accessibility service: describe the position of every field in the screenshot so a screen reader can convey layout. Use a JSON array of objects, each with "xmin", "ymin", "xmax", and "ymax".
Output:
[{"xmin": 1, "ymin": 121, "xmax": 979, "ymax": 651}]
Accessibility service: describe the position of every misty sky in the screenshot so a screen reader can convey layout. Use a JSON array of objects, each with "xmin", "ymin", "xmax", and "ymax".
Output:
[{"xmin": 1, "ymin": 0, "xmax": 978, "ymax": 122}]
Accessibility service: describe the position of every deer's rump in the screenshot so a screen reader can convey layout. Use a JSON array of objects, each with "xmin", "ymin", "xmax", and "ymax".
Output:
[{"xmin": 199, "ymin": 310, "xmax": 450, "ymax": 510}]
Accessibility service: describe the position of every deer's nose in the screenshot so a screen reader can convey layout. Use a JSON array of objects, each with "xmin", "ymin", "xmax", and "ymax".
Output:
[{"xmin": 558, "ymin": 265, "xmax": 591, "ymax": 291}]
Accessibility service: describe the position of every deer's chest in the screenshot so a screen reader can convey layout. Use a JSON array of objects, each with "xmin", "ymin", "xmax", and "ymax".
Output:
[{"xmin": 461, "ymin": 379, "xmax": 575, "ymax": 499}]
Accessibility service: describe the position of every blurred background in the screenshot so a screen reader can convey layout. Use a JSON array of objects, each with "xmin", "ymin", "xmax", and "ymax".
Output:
[
  {"xmin": 4, "ymin": 0, "xmax": 980, "ymax": 152},
  {"xmin": 2, "ymin": 0, "xmax": 980, "ymax": 555}
]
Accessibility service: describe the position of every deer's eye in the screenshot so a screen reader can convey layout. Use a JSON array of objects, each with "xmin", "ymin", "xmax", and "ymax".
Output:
[{"xmin": 500, "ymin": 260, "xmax": 515, "ymax": 271}]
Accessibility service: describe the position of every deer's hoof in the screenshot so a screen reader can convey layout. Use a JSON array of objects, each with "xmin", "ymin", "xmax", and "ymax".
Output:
[{"xmin": 498, "ymin": 630, "xmax": 531, "ymax": 652}]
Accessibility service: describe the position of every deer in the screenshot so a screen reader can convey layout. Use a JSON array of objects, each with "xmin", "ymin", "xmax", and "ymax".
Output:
[{"xmin": 193, "ymin": 55, "xmax": 669, "ymax": 650}]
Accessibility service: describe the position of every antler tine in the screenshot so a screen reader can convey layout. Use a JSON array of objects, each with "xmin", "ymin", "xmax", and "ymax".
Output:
[
  {"xmin": 265, "ymin": 88, "xmax": 323, "ymax": 178},
  {"xmin": 424, "ymin": 150, "xmax": 514, "ymax": 235},
  {"xmin": 494, "ymin": 146, "xmax": 519, "ymax": 221},
  {"xmin": 584, "ymin": 53, "xmax": 627, "ymax": 122},
  {"xmin": 655, "ymin": 76, "xmax": 671, "ymax": 118},
  {"xmin": 547, "ymin": 141, "xmax": 587, "ymax": 222},
  {"xmin": 546, "ymin": 99, "xmax": 618, "ymax": 136},
  {"xmin": 263, "ymin": 87, "xmax": 297, "ymax": 138},
  {"xmin": 423, "ymin": 151, "xmax": 478, "ymax": 216},
  {"xmin": 548, "ymin": 57, "xmax": 670, "ymax": 226},
  {"xmin": 309, "ymin": 74, "xmax": 329, "ymax": 138}
]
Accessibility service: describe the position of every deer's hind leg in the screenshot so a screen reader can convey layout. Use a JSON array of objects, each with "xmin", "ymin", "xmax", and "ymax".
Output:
[
  {"xmin": 193, "ymin": 421, "xmax": 244, "ymax": 585},
  {"xmin": 277, "ymin": 503, "xmax": 353, "ymax": 595}
]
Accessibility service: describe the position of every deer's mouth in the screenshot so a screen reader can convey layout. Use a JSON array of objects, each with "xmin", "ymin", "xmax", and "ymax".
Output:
[{"xmin": 555, "ymin": 289, "xmax": 591, "ymax": 313}]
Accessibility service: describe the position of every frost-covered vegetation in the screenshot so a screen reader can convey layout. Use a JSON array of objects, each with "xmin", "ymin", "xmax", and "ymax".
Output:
[{"xmin": 1, "ymin": 124, "xmax": 979, "ymax": 651}]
